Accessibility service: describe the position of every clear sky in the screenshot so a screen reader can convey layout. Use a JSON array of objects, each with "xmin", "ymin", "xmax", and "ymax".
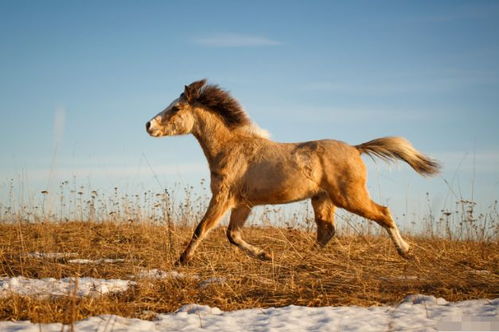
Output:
[{"xmin": 1, "ymin": 1, "xmax": 498, "ymax": 225}]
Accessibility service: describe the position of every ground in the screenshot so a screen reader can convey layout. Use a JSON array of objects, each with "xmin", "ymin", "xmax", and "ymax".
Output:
[{"xmin": 0, "ymin": 222, "xmax": 497, "ymax": 324}]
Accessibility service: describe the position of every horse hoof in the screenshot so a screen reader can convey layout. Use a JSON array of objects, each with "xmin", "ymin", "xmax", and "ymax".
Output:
[
  {"xmin": 174, "ymin": 255, "xmax": 190, "ymax": 266},
  {"xmin": 316, "ymin": 240, "xmax": 331, "ymax": 248},
  {"xmin": 257, "ymin": 252, "xmax": 272, "ymax": 261},
  {"xmin": 398, "ymin": 248, "xmax": 414, "ymax": 260}
]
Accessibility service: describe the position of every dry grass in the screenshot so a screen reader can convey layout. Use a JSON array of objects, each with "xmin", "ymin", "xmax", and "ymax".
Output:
[{"xmin": 0, "ymin": 221, "xmax": 497, "ymax": 324}]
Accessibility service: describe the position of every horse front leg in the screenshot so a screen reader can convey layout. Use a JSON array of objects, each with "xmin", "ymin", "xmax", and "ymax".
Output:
[
  {"xmin": 176, "ymin": 195, "xmax": 231, "ymax": 265},
  {"xmin": 227, "ymin": 206, "xmax": 271, "ymax": 261}
]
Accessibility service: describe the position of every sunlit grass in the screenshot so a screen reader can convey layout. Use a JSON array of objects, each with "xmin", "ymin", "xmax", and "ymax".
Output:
[{"xmin": 0, "ymin": 180, "xmax": 497, "ymax": 323}]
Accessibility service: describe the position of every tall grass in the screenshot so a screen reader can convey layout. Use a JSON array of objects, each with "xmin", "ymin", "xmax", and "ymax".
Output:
[{"xmin": 1, "ymin": 178, "xmax": 497, "ymax": 241}]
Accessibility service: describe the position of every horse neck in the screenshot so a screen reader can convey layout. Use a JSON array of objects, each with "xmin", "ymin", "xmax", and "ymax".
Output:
[{"xmin": 191, "ymin": 108, "xmax": 236, "ymax": 167}]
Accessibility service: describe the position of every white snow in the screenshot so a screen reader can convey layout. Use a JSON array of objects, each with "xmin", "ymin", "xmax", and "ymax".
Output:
[
  {"xmin": 0, "ymin": 295, "xmax": 496, "ymax": 331},
  {"xmin": 68, "ymin": 258, "xmax": 125, "ymax": 264},
  {"xmin": 27, "ymin": 252, "xmax": 78, "ymax": 259},
  {"xmin": 0, "ymin": 268, "xmax": 496, "ymax": 331},
  {"xmin": 26, "ymin": 252, "xmax": 124, "ymax": 264},
  {"xmin": 0, "ymin": 276, "xmax": 133, "ymax": 298},
  {"xmin": 134, "ymin": 269, "xmax": 189, "ymax": 280},
  {"xmin": 0, "ymin": 269, "xmax": 227, "ymax": 300}
]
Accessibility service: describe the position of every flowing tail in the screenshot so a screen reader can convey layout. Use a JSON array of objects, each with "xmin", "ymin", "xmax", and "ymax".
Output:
[{"xmin": 355, "ymin": 136, "xmax": 440, "ymax": 176}]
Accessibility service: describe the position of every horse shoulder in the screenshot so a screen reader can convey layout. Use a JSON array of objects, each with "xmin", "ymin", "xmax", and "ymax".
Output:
[{"xmin": 208, "ymin": 137, "xmax": 261, "ymax": 192}]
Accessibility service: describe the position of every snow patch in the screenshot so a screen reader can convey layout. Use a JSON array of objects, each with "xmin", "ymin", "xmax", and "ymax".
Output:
[
  {"xmin": 27, "ymin": 252, "xmax": 78, "ymax": 259},
  {"xmin": 27, "ymin": 253, "xmax": 126, "ymax": 265},
  {"xmin": 68, "ymin": 258, "xmax": 125, "ymax": 264},
  {"xmin": 0, "ymin": 276, "xmax": 133, "ymax": 298},
  {"xmin": 0, "ymin": 295, "xmax": 496, "ymax": 331},
  {"xmin": 134, "ymin": 269, "xmax": 189, "ymax": 280}
]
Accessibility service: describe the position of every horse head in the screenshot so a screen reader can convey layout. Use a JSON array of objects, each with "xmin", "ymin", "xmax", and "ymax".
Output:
[{"xmin": 146, "ymin": 79, "xmax": 207, "ymax": 137}]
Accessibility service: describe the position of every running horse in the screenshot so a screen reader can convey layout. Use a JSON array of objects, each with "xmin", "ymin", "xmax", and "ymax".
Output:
[{"xmin": 146, "ymin": 79, "xmax": 440, "ymax": 265}]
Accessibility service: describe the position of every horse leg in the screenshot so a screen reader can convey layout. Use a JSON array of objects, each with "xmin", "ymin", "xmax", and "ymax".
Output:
[
  {"xmin": 328, "ymin": 185, "xmax": 411, "ymax": 258},
  {"xmin": 311, "ymin": 192, "xmax": 336, "ymax": 247},
  {"xmin": 176, "ymin": 195, "xmax": 230, "ymax": 265},
  {"xmin": 358, "ymin": 202, "xmax": 411, "ymax": 257},
  {"xmin": 227, "ymin": 206, "xmax": 271, "ymax": 261}
]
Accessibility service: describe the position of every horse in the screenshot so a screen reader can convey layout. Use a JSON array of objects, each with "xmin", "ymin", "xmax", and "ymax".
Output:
[{"xmin": 146, "ymin": 79, "xmax": 440, "ymax": 265}]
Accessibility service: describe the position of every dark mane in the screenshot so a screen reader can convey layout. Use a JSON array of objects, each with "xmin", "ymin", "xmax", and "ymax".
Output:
[{"xmin": 195, "ymin": 84, "xmax": 250, "ymax": 128}]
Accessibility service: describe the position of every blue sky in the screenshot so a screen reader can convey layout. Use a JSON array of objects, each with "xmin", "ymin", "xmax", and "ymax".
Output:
[{"xmin": 1, "ymin": 1, "xmax": 498, "ymax": 224}]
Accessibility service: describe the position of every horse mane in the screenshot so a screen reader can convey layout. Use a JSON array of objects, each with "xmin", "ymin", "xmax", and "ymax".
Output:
[{"xmin": 187, "ymin": 80, "xmax": 269, "ymax": 138}]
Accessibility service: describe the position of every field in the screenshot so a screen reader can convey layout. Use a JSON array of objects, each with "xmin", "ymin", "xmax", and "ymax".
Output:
[
  {"xmin": 0, "ymin": 183, "xmax": 497, "ymax": 327},
  {"xmin": 0, "ymin": 219, "xmax": 497, "ymax": 324}
]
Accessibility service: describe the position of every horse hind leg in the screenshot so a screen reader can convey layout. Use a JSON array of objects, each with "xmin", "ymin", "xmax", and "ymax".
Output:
[
  {"xmin": 354, "ymin": 201, "xmax": 410, "ymax": 257},
  {"xmin": 311, "ymin": 193, "xmax": 336, "ymax": 247},
  {"xmin": 365, "ymin": 202, "xmax": 411, "ymax": 257},
  {"xmin": 329, "ymin": 186, "xmax": 411, "ymax": 258},
  {"xmin": 227, "ymin": 206, "xmax": 271, "ymax": 261}
]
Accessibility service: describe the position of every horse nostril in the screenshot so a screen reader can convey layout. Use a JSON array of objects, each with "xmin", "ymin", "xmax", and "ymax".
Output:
[{"xmin": 146, "ymin": 121, "xmax": 151, "ymax": 131}]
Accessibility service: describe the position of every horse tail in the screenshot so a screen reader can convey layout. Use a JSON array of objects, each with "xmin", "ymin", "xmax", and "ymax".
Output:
[{"xmin": 355, "ymin": 136, "xmax": 440, "ymax": 176}]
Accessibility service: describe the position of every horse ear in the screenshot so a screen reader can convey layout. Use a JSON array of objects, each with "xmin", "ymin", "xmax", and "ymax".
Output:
[
  {"xmin": 190, "ymin": 79, "xmax": 207, "ymax": 91},
  {"xmin": 184, "ymin": 85, "xmax": 191, "ymax": 101},
  {"xmin": 184, "ymin": 79, "xmax": 207, "ymax": 102}
]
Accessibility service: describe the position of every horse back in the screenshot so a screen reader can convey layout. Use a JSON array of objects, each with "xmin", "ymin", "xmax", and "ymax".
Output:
[{"xmin": 233, "ymin": 138, "xmax": 361, "ymax": 206}]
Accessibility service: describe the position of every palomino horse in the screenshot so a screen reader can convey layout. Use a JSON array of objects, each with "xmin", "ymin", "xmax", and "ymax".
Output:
[{"xmin": 146, "ymin": 79, "xmax": 440, "ymax": 265}]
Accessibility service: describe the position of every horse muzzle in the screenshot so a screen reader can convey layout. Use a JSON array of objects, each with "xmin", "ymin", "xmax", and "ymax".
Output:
[{"xmin": 145, "ymin": 119, "xmax": 162, "ymax": 137}]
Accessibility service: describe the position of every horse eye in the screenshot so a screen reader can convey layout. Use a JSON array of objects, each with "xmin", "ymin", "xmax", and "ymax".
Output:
[{"xmin": 170, "ymin": 106, "xmax": 179, "ymax": 114}]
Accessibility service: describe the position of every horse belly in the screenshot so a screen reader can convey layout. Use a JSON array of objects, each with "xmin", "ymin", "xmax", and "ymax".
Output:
[{"xmin": 241, "ymin": 168, "xmax": 319, "ymax": 205}]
